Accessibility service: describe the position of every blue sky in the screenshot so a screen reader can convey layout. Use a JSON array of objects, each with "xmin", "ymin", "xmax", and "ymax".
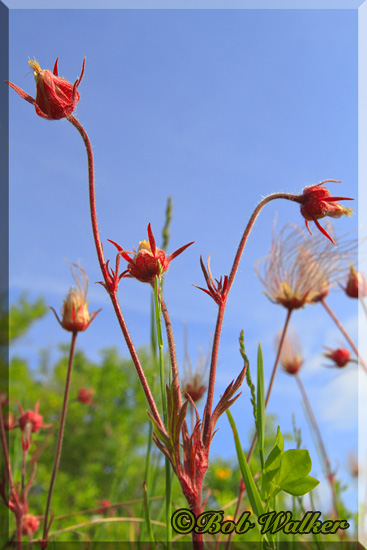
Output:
[{"xmin": 7, "ymin": 7, "xmax": 363, "ymax": 519}]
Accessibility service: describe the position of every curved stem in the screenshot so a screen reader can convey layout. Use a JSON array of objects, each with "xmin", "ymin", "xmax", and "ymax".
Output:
[
  {"xmin": 321, "ymin": 298, "xmax": 367, "ymax": 374},
  {"xmin": 295, "ymin": 373, "xmax": 340, "ymax": 522},
  {"xmin": 67, "ymin": 115, "xmax": 164, "ymax": 431},
  {"xmin": 42, "ymin": 331, "xmax": 78, "ymax": 543},
  {"xmin": 227, "ymin": 193, "xmax": 301, "ymax": 292},
  {"xmin": 202, "ymin": 302, "xmax": 226, "ymax": 446}
]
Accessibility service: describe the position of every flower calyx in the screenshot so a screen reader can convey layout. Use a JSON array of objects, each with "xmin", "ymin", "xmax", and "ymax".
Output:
[
  {"xmin": 324, "ymin": 347, "xmax": 351, "ymax": 368},
  {"xmin": 297, "ymin": 180, "xmax": 354, "ymax": 245},
  {"xmin": 6, "ymin": 57, "xmax": 85, "ymax": 120},
  {"xmin": 109, "ymin": 223, "xmax": 194, "ymax": 284},
  {"xmin": 194, "ymin": 255, "xmax": 229, "ymax": 307},
  {"xmin": 342, "ymin": 265, "xmax": 367, "ymax": 299}
]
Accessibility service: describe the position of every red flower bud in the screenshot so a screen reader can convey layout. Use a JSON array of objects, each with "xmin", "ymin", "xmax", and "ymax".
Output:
[
  {"xmin": 343, "ymin": 265, "xmax": 367, "ymax": 298},
  {"xmin": 51, "ymin": 263, "xmax": 100, "ymax": 333},
  {"xmin": 17, "ymin": 401, "xmax": 51, "ymax": 451},
  {"xmin": 324, "ymin": 347, "xmax": 351, "ymax": 368},
  {"xmin": 22, "ymin": 514, "xmax": 40, "ymax": 538},
  {"xmin": 109, "ymin": 223, "xmax": 193, "ymax": 284},
  {"xmin": 4, "ymin": 412, "xmax": 16, "ymax": 431},
  {"xmin": 97, "ymin": 499, "xmax": 113, "ymax": 515},
  {"xmin": 6, "ymin": 57, "xmax": 85, "ymax": 120},
  {"xmin": 77, "ymin": 388, "xmax": 96, "ymax": 405},
  {"xmin": 298, "ymin": 180, "xmax": 354, "ymax": 245}
]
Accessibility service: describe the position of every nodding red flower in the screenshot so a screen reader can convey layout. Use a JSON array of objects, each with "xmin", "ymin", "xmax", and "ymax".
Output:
[
  {"xmin": 21, "ymin": 514, "xmax": 40, "ymax": 538},
  {"xmin": 193, "ymin": 256, "xmax": 228, "ymax": 306},
  {"xmin": 17, "ymin": 402, "xmax": 52, "ymax": 451},
  {"xmin": 181, "ymin": 349, "xmax": 208, "ymax": 404},
  {"xmin": 342, "ymin": 265, "xmax": 367, "ymax": 298},
  {"xmin": 77, "ymin": 388, "xmax": 96, "ymax": 405},
  {"xmin": 51, "ymin": 263, "xmax": 100, "ymax": 333},
  {"xmin": 324, "ymin": 347, "xmax": 351, "ymax": 368},
  {"xmin": 6, "ymin": 57, "xmax": 85, "ymax": 120},
  {"xmin": 97, "ymin": 499, "xmax": 114, "ymax": 516},
  {"xmin": 109, "ymin": 223, "xmax": 194, "ymax": 284},
  {"xmin": 277, "ymin": 328, "xmax": 303, "ymax": 375},
  {"xmin": 298, "ymin": 180, "xmax": 353, "ymax": 245}
]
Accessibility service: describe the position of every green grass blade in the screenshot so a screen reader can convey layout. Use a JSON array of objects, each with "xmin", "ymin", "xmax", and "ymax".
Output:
[
  {"xmin": 226, "ymin": 409, "xmax": 264, "ymax": 518},
  {"xmin": 257, "ymin": 342, "xmax": 265, "ymax": 470},
  {"xmin": 143, "ymin": 482, "xmax": 156, "ymax": 550}
]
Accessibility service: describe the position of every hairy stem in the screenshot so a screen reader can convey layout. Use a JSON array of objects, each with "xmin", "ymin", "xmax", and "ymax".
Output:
[
  {"xmin": 42, "ymin": 331, "xmax": 78, "ymax": 543},
  {"xmin": 67, "ymin": 115, "xmax": 164, "ymax": 431}
]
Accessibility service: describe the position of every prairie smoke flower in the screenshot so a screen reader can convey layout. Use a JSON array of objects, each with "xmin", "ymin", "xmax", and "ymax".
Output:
[
  {"xmin": 298, "ymin": 180, "xmax": 353, "ymax": 245},
  {"xmin": 342, "ymin": 265, "xmax": 367, "ymax": 298},
  {"xmin": 256, "ymin": 223, "xmax": 357, "ymax": 310},
  {"xmin": 6, "ymin": 57, "xmax": 85, "ymax": 120},
  {"xmin": 324, "ymin": 347, "xmax": 351, "ymax": 368},
  {"xmin": 17, "ymin": 401, "xmax": 51, "ymax": 451},
  {"xmin": 182, "ymin": 349, "xmax": 208, "ymax": 403},
  {"xmin": 97, "ymin": 499, "xmax": 113, "ymax": 515},
  {"xmin": 109, "ymin": 223, "xmax": 193, "ymax": 284},
  {"xmin": 21, "ymin": 514, "xmax": 40, "ymax": 538},
  {"xmin": 77, "ymin": 387, "xmax": 96, "ymax": 405},
  {"xmin": 51, "ymin": 263, "xmax": 100, "ymax": 332},
  {"xmin": 277, "ymin": 328, "xmax": 303, "ymax": 375}
]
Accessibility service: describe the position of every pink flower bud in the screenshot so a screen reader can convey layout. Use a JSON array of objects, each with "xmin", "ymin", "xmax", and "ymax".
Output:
[
  {"xmin": 343, "ymin": 265, "xmax": 367, "ymax": 298},
  {"xmin": 22, "ymin": 514, "xmax": 40, "ymax": 538},
  {"xmin": 324, "ymin": 347, "xmax": 351, "ymax": 368},
  {"xmin": 97, "ymin": 499, "xmax": 113, "ymax": 515},
  {"xmin": 277, "ymin": 329, "xmax": 303, "ymax": 375},
  {"xmin": 298, "ymin": 180, "xmax": 353, "ymax": 245},
  {"xmin": 6, "ymin": 57, "xmax": 85, "ymax": 120}
]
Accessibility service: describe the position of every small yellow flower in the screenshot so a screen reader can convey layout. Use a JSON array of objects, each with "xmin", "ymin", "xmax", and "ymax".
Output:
[{"xmin": 215, "ymin": 467, "xmax": 232, "ymax": 480}]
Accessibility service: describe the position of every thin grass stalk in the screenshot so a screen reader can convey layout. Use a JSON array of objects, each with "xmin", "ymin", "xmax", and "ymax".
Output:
[
  {"xmin": 42, "ymin": 331, "xmax": 78, "ymax": 544},
  {"xmin": 321, "ymin": 298, "xmax": 367, "ymax": 373},
  {"xmin": 143, "ymin": 482, "xmax": 156, "ymax": 550},
  {"xmin": 294, "ymin": 373, "xmax": 340, "ymax": 523}
]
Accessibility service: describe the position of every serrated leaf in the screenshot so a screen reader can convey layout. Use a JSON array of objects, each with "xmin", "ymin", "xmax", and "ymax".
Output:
[{"xmin": 281, "ymin": 475, "xmax": 319, "ymax": 496}]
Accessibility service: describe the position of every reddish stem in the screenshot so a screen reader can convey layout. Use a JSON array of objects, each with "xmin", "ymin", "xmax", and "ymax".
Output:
[
  {"xmin": 295, "ymin": 373, "xmax": 340, "ymax": 522},
  {"xmin": 227, "ymin": 192, "xmax": 301, "ymax": 292},
  {"xmin": 360, "ymin": 296, "xmax": 367, "ymax": 320},
  {"xmin": 42, "ymin": 331, "xmax": 78, "ymax": 544},
  {"xmin": 321, "ymin": 298, "xmax": 367, "ymax": 374},
  {"xmin": 67, "ymin": 115, "xmax": 164, "ymax": 433},
  {"xmin": 202, "ymin": 302, "xmax": 226, "ymax": 446}
]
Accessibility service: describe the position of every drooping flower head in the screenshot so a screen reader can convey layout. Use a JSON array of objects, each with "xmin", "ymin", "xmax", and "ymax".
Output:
[
  {"xmin": 6, "ymin": 57, "xmax": 85, "ymax": 120},
  {"xmin": 342, "ymin": 265, "xmax": 367, "ymax": 298},
  {"xmin": 17, "ymin": 401, "xmax": 52, "ymax": 451},
  {"xmin": 77, "ymin": 387, "xmax": 96, "ymax": 405},
  {"xmin": 277, "ymin": 328, "xmax": 303, "ymax": 375},
  {"xmin": 109, "ymin": 223, "xmax": 194, "ymax": 284},
  {"xmin": 21, "ymin": 514, "xmax": 40, "ymax": 538},
  {"xmin": 51, "ymin": 262, "xmax": 100, "ymax": 332},
  {"xmin": 256, "ymin": 222, "xmax": 357, "ymax": 310},
  {"xmin": 298, "ymin": 180, "xmax": 354, "ymax": 245},
  {"xmin": 324, "ymin": 347, "xmax": 351, "ymax": 368},
  {"xmin": 181, "ymin": 347, "xmax": 208, "ymax": 404}
]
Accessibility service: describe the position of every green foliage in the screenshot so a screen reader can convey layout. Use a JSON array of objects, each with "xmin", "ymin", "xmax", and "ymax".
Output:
[{"xmin": 9, "ymin": 292, "xmax": 48, "ymax": 342}]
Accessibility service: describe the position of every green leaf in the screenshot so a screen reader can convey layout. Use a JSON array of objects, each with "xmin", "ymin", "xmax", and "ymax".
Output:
[
  {"xmin": 278, "ymin": 449, "xmax": 312, "ymax": 486},
  {"xmin": 262, "ymin": 427, "xmax": 284, "ymax": 498},
  {"xmin": 281, "ymin": 475, "xmax": 319, "ymax": 497},
  {"xmin": 256, "ymin": 342, "xmax": 265, "ymax": 470},
  {"xmin": 226, "ymin": 409, "xmax": 264, "ymax": 518}
]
